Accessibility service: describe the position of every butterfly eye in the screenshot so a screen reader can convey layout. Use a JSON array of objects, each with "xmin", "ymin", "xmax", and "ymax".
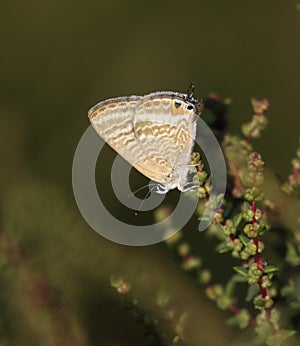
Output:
[
  {"xmin": 186, "ymin": 105, "xmax": 194, "ymax": 111},
  {"xmin": 174, "ymin": 101, "xmax": 182, "ymax": 109}
]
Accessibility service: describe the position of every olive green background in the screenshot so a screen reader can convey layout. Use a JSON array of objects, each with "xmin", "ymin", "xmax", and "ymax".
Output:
[{"xmin": 1, "ymin": 1, "xmax": 300, "ymax": 345}]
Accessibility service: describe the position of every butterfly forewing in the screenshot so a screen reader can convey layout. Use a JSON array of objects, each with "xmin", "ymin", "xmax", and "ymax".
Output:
[{"xmin": 88, "ymin": 96, "xmax": 143, "ymax": 161}]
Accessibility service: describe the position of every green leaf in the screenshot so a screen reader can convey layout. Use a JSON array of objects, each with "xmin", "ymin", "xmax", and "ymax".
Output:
[
  {"xmin": 243, "ymin": 202, "xmax": 252, "ymax": 211},
  {"xmin": 218, "ymin": 246, "xmax": 233, "ymax": 254},
  {"xmin": 225, "ymin": 274, "xmax": 247, "ymax": 297},
  {"xmin": 264, "ymin": 265, "xmax": 278, "ymax": 274},
  {"xmin": 227, "ymin": 309, "xmax": 250, "ymax": 329},
  {"xmin": 280, "ymin": 284, "xmax": 294, "ymax": 298},
  {"xmin": 216, "ymin": 295, "xmax": 232, "ymax": 310},
  {"xmin": 233, "ymin": 266, "xmax": 248, "ymax": 277},
  {"xmin": 246, "ymin": 284, "xmax": 260, "ymax": 302},
  {"xmin": 232, "ymin": 212, "xmax": 243, "ymax": 227},
  {"xmin": 286, "ymin": 242, "xmax": 300, "ymax": 266},
  {"xmin": 266, "ymin": 330, "xmax": 297, "ymax": 346},
  {"xmin": 225, "ymin": 279, "xmax": 235, "ymax": 297},
  {"xmin": 289, "ymin": 299, "xmax": 300, "ymax": 310},
  {"xmin": 172, "ymin": 336, "xmax": 186, "ymax": 346},
  {"xmin": 198, "ymin": 215, "xmax": 211, "ymax": 222},
  {"xmin": 231, "ymin": 273, "xmax": 248, "ymax": 283},
  {"xmin": 239, "ymin": 234, "xmax": 250, "ymax": 246}
]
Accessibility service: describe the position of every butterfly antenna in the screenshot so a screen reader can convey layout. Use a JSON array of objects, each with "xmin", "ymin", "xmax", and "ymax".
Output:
[
  {"xmin": 187, "ymin": 82, "xmax": 195, "ymax": 99},
  {"xmin": 133, "ymin": 184, "xmax": 157, "ymax": 216},
  {"xmin": 127, "ymin": 183, "xmax": 152, "ymax": 197}
]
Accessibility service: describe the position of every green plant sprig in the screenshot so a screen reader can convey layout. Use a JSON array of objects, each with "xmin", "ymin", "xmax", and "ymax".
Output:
[
  {"xmin": 162, "ymin": 229, "xmax": 257, "ymax": 330},
  {"xmin": 282, "ymin": 142, "xmax": 300, "ymax": 194},
  {"xmin": 157, "ymin": 97, "xmax": 298, "ymax": 344},
  {"xmin": 110, "ymin": 276, "xmax": 187, "ymax": 346},
  {"xmin": 111, "ymin": 277, "xmax": 166, "ymax": 345},
  {"xmin": 210, "ymin": 98, "xmax": 297, "ymax": 342}
]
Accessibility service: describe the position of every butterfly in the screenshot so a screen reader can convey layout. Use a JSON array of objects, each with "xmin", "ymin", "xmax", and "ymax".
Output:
[{"xmin": 88, "ymin": 86, "xmax": 202, "ymax": 193}]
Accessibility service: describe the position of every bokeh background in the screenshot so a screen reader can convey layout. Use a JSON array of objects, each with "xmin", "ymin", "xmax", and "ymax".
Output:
[{"xmin": 1, "ymin": 0, "xmax": 300, "ymax": 345}]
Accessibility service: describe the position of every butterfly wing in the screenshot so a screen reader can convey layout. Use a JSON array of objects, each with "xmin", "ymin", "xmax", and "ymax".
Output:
[
  {"xmin": 132, "ymin": 92, "xmax": 197, "ymax": 188},
  {"xmin": 88, "ymin": 95, "xmax": 142, "ymax": 159},
  {"xmin": 88, "ymin": 92, "xmax": 198, "ymax": 189}
]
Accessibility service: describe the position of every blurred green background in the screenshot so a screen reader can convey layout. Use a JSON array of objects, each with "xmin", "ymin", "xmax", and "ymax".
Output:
[{"xmin": 1, "ymin": 0, "xmax": 300, "ymax": 345}]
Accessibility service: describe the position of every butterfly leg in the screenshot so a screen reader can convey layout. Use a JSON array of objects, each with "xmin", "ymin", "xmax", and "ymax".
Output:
[
  {"xmin": 151, "ymin": 183, "xmax": 169, "ymax": 194},
  {"xmin": 179, "ymin": 182, "xmax": 199, "ymax": 192}
]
